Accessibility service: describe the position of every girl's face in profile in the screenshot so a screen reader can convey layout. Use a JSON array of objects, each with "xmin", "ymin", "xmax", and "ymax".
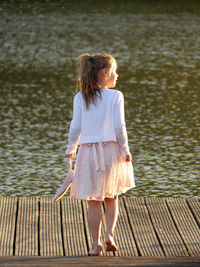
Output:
[{"xmin": 105, "ymin": 61, "xmax": 118, "ymax": 88}]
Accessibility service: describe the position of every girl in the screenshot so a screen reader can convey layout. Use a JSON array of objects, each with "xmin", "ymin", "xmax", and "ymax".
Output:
[{"xmin": 65, "ymin": 53, "xmax": 135, "ymax": 256}]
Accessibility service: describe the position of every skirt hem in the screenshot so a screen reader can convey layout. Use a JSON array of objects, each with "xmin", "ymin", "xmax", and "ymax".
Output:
[{"xmin": 69, "ymin": 185, "xmax": 136, "ymax": 201}]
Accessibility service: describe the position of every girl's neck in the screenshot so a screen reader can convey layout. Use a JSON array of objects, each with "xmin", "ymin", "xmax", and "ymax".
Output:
[{"xmin": 99, "ymin": 83, "xmax": 108, "ymax": 89}]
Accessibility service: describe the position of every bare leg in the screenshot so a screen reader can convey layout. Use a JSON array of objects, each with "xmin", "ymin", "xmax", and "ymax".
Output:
[
  {"xmin": 88, "ymin": 200, "xmax": 102, "ymax": 254},
  {"xmin": 104, "ymin": 195, "xmax": 119, "ymax": 244}
]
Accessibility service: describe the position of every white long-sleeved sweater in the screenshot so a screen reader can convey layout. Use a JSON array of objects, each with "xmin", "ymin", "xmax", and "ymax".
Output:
[{"xmin": 65, "ymin": 88, "xmax": 131, "ymax": 156}]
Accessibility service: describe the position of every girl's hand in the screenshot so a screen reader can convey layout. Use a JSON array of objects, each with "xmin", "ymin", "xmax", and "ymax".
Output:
[
  {"xmin": 125, "ymin": 154, "xmax": 132, "ymax": 162},
  {"xmin": 66, "ymin": 153, "xmax": 76, "ymax": 158}
]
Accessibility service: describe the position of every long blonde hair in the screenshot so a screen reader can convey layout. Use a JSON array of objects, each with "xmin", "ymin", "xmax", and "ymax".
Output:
[{"xmin": 76, "ymin": 53, "xmax": 116, "ymax": 109}]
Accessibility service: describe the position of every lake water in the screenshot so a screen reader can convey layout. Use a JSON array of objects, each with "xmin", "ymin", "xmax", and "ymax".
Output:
[{"xmin": 0, "ymin": 1, "xmax": 199, "ymax": 197}]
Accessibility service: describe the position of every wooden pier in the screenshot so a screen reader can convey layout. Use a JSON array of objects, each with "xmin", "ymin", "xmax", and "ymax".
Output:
[{"xmin": 0, "ymin": 197, "xmax": 200, "ymax": 266}]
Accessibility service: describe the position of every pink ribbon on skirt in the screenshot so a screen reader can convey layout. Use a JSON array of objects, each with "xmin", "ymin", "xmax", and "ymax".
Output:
[{"xmin": 92, "ymin": 143, "xmax": 106, "ymax": 172}]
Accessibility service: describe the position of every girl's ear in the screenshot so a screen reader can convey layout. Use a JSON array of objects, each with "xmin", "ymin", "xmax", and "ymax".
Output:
[
  {"xmin": 101, "ymin": 68, "xmax": 107, "ymax": 77},
  {"xmin": 101, "ymin": 68, "xmax": 111, "ymax": 80}
]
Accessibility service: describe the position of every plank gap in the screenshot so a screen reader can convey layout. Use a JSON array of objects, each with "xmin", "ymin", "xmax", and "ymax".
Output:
[
  {"xmin": 186, "ymin": 199, "xmax": 200, "ymax": 229},
  {"xmin": 80, "ymin": 200, "xmax": 89, "ymax": 253},
  {"xmin": 38, "ymin": 198, "xmax": 40, "ymax": 256},
  {"xmin": 122, "ymin": 197, "xmax": 142, "ymax": 256},
  {"xmin": 12, "ymin": 197, "xmax": 19, "ymax": 256},
  {"xmin": 59, "ymin": 200, "xmax": 65, "ymax": 256}
]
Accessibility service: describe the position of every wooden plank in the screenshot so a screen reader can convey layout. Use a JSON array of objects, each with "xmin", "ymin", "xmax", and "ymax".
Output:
[
  {"xmin": 0, "ymin": 196, "xmax": 199, "ymax": 258},
  {"xmin": 145, "ymin": 198, "xmax": 188, "ymax": 256},
  {"xmin": 1, "ymin": 256, "xmax": 200, "ymax": 266},
  {"xmin": 167, "ymin": 198, "xmax": 200, "ymax": 256},
  {"xmin": 114, "ymin": 197, "xmax": 138, "ymax": 256},
  {"xmin": 124, "ymin": 197, "xmax": 164, "ymax": 256},
  {"xmin": 40, "ymin": 197, "xmax": 63, "ymax": 256},
  {"xmin": 61, "ymin": 197, "xmax": 88, "ymax": 256},
  {"xmin": 15, "ymin": 197, "xmax": 39, "ymax": 256},
  {"xmin": 187, "ymin": 198, "xmax": 200, "ymax": 228},
  {"xmin": 0, "ymin": 197, "xmax": 18, "ymax": 256}
]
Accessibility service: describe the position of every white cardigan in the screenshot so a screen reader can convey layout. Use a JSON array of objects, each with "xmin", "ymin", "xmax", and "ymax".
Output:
[{"xmin": 65, "ymin": 88, "xmax": 130, "ymax": 156}]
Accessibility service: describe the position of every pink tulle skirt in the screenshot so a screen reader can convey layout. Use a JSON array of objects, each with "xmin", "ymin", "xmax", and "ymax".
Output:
[{"xmin": 70, "ymin": 141, "xmax": 135, "ymax": 201}]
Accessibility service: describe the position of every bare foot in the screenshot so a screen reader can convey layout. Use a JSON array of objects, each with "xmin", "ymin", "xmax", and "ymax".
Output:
[
  {"xmin": 105, "ymin": 240, "xmax": 118, "ymax": 252},
  {"xmin": 88, "ymin": 245, "xmax": 103, "ymax": 256}
]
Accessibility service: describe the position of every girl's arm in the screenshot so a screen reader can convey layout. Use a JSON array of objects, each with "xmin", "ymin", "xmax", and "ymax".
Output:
[
  {"xmin": 114, "ymin": 91, "xmax": 132, "ymax": 161},
  {"xmin": 65, "ymin": 94, "xmax": 82, "ymax": 156}
]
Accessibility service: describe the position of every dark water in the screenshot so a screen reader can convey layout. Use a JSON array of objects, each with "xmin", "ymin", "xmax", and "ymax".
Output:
[{"xmin": 0, "ymin": 1, "xmax": 199, "ymax": 197}]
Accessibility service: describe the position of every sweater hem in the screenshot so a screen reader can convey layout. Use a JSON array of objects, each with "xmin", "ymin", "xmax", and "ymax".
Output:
[{"xmin": 78, "ymin": 135, "xmax": 117, "ymax": 144}]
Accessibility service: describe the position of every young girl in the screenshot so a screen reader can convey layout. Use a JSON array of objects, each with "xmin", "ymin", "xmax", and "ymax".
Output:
[{"xmin": 65, "ymin": 53, "xmax": 135, "ymax": 256}]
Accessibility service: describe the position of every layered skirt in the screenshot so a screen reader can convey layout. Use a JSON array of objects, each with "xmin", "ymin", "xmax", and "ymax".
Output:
[{"xmin": 70, "ymin": 141, "xmax": 135, "ymax": 201}]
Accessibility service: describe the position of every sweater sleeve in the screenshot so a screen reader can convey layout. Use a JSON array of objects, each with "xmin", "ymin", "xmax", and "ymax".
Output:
[
  {"xmin": 114, "ymin": 91, "xmax": 130, "ymax": 156},
  {"xmin": 65, "ymin": 94, "xmax": 82, "ymax": 154}
]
